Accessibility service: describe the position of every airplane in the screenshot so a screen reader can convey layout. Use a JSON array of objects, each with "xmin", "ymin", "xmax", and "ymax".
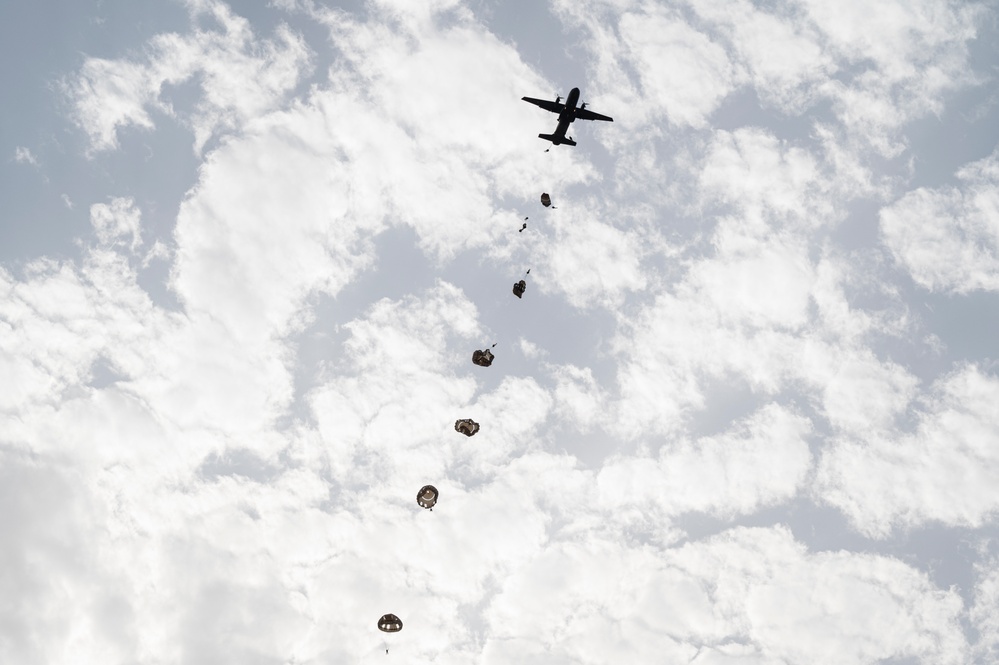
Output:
[{"xmin": 522, "ymin": 87, "xmax": 613, "ymax": 146}]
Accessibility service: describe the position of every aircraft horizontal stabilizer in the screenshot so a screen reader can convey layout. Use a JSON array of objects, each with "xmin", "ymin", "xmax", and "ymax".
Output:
[{"xmin": 539, "ymin": 133, "xmax": 576, "ymax": 146}]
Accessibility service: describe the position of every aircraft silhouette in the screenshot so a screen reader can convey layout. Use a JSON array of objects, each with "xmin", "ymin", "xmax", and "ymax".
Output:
[{"xmin": 522, "ymin": 88, "xmax": 613, "ymax": 146}]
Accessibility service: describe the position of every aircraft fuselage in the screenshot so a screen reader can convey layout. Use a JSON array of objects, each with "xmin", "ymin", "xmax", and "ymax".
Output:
[
  {"xmin": 546, "ymin": 88, "xmax": 581, "ymax": 144},
  {"xmin": 554, "ymin": 87, "xmax": 581, "ymax": 133}
]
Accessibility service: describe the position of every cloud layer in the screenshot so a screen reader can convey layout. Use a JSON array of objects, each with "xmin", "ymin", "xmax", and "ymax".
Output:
[{"xmin": 3, "ymin": 0, "xmax": 998, "ymax": 662}]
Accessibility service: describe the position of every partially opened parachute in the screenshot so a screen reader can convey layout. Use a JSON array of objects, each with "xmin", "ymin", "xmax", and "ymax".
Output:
[
  {"xmin": 378, "ymin": 614, "xmax": 403, "ymax": 632},
  {"xmin": 540, "ymin": 192, "xmax": 552, "ymax": 207},
  {"xmin": 455, "ymin": 419, "xmax": 480, "ymax": 436},
  {"xmin": 472, "ymin": 349, "xmax": 495, "ymax": 367},
  {"xmin": 417, "ymin": 485, "xmax": 438, "ymax": 509}
]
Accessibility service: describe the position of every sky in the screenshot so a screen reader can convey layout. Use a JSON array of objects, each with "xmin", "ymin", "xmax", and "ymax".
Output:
[{"xmin": 1, "ymin": 0, "xmax": 999, "ymax": 663}]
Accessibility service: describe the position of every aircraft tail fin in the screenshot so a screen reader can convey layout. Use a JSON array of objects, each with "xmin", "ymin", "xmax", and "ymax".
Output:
[{"xmin": 539, "ymin": 133, "xmax": 576, "ymax": 147}]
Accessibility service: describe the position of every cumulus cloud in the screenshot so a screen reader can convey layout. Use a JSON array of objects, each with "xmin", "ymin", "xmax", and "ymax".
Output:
[
  {"xmin": 686, "ymin": 225, "xmax": 815, "ymax": 329},
  {"xmin": 0, "ymin": 451, "xmax": 135, "ymax": 664},
  {"xmin": 0, "ymin": 249, "xmax": 161, "ymax": 418},
  {"xmin": 557, "ymin": 0, "xmax": 982, "ymax": 154},
  {"xmin": 697, "ymin": 128, "xmax": 836, "ymax": 231},
  {"xmin": 543, "ymin": 204, "xmax": 649, "ymax": 309},
  {"xmin": 971, "ymin": 558, "xmax": 999, "ymax": 662},
  {"xmin": 703, "ymin": 0, "xmax": 982, "ymax": 154},
  {"xmin": 599, "ymin": 403, "xmax": 813, "ymax": 519},
  {"xmin": 688, "ymin": 0, "xmax": 832, "ymax": 111},
  {"xmin": 817, "ymin": 364, "xmax": 999, "ymax": 537},
  {"xmin": 550, "ymin": 363, "xmax": 607, "ymax": 430},
  {"xmin": 610, "ymin": 232, "xmax": 921, "ymax": 445},
  {"xmin": 610, "ymin": 211, "xmax": 884, "ymax": 436},
  {"xmin": 618, "ymin": 9, "xmax": 737, "ymax": 129},
  {"xmin": 813, "ymin": 349, "xmax": 918, "ymax": 433},
  {"xmin": 309, "ymin": 282, "xmax": 481, "ymax": 479},
  {"xmin": 485, "ymin": 526, "xmax": 968, "ymax": 664},
  {"xmin": 7, "ymin": 0, "xmax": 998, "ymax": 661},
  {"xmin": 64, "ymin": 0, "xmax": 313, "ymax": 153},
  {"xmin": 552, "ymin": 0, "xmax": 738, "ymax": 139},
  {"xmin": 881, "ymin": 146, "xmax": 999, "ymax": 293}
]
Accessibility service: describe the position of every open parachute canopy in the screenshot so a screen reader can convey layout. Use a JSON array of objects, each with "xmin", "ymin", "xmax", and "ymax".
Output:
[
  {"xmin": 455, "ymin": 419, "xmax": 480, "ymax": 436},
  {"xmin": 540, "ymin": 192, "xmax": 552, "ymax": 207},
  {"xmin": 378, "ymin": 614, "xmax": 403, "ymax": 633},
  {"xmin": 417, "ymin": 485, "xmax": 439, "ymax": 510}
]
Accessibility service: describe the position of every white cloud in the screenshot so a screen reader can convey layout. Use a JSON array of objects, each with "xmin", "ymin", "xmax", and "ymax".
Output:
[
  {"xmin": 543, "ymin": 204, "xmax": 648, "ymax": 309},
  {"xmin": 601, "ymin": 117, "xmax": 922, "ymax": 442},
  {"xmin": 307, "ymin": 280, "xmax": 558, "ymax": 490},
  {"xmin": 688, "ymin": 0, "xmax": 832, "ymax": 112},
  {"xmin": 168, "ymin": 110, "xmax": 383, "ymax": 339},
  {"xmin": 559, "ymin": 0, "xmax": 983, "ymax": 154},
  {"xmin": 817, "ymin": 364, "xmax": 999, "ymax": 537},
  {"xmin": 610, "ymin": 225, "xmax": 918, "ymax": 441},
  {"xmin": 599, "ymin": 403, "xmax": 812, "ymax": 519},
  {"xmin": 66, "ymin": 57, "xmax": 157, "ymax": 153},
  {"xmin": 618, "ymin": 9, "xmax": 737, "ymax": 129},
  {"xmin": 518, "ymin": 337, "xmax": 547, "ymax": 360},
  {"xmin": 13, "ymin": 146, "xmax": 39, "ymax": 166},
  {"xmin": 971, "ymin": 558, "xmax": 999, "ymax": 662},
  {"xmin": 485, "ymin": 526, "xmax": 968, "ymax": 664},
  {"xmin": 0, "ymin": 451, "xmax": 136, "ymax": 665},
  {"xmin": 814, "ymin": 350, "xmax": 918, "ymax": 433},
  {"xmin": 8, "ymin": 234, "xmax": 291, "ymax": 445},
  {"xmin": 608, "ymin": 223, "xmax": 809, "ymax": 435},
  {"xmin": 685, "ymin": 224, "xmax": 815, "ymax": 329},
  {"xmin": 0, "ymin": 231, "xmax": 337, "ymax": 661},
  {"xmin": 65, "ymin": 0, "xmax": 312, "ymax": 153},
  {"xmin": 552, "ymin": 0, "xmax": 738, "ymax": 141},
  {"xmin": 550, "ymin": 363, "xmax": 608, "ymax": 430},
  {"xmin": 9, "ymin": 0, "xmax": 997, "ymax": 661},
  {"xmin": 701, "ymin": 0, "xmax": 982, "ymax": 154},
  {"xmin": 308, "ymin": 282, "xmax": 482, "ymax": 487},
  {"xmin": 0, "ymin": 254, "xmax": 157, "ymax": 416},
  {"xmin": 90, "ymin": 197, "xmax": 142, "ymax": 253},
  {"xmin": 881, "ymin": 146, "xmax": 999, "ymax": 293},
  {"xmin": 697, "ymin": 128, "xmax": 835, "ymax": 231}
]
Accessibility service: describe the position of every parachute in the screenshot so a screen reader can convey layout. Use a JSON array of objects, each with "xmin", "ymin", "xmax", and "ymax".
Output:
[
  {"xmin": 512, "ymin": 280, "xmax": 526, "ymax": 298},
  {"xmin": 472, "ymin": 349, "xmax": 495, "ymax": 367},
  {"xmin": 378, "ymin": 614, "xmax": 403, "ymax": 632},
  {"xmin": 455, "ymin": 419, "xmax": 480, "ymax": 436},
  {"xmin": 417, "ymin": 485, "xmax": 438, "ymax": 510},
  {"xmin": 378, "ymin": 613, "xmax": 403, "ymax": 653},
  {"xmin": 540, "ymin": 192, "xmax": 552, "ymax": 207}
]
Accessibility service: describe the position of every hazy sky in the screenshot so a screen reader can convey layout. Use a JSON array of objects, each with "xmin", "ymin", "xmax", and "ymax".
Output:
[{"xmin": 2, "ymin": 0, "xmax": 999, "ymax": 663}]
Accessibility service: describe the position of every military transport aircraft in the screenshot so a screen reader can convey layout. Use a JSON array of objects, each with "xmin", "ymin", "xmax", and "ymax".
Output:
[{"xmin": 522, "ymin": 87, "xmax": 613, "ymax": 146}]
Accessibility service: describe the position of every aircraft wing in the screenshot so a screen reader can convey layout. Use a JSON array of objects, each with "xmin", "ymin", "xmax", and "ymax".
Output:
[
  {"xmin": 575, "ymin": 108, "xmax": 613, "ymax": 122},
  {"xmin": 522, "ymin": 96, "xmax": 564, "ymax": 114}
]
